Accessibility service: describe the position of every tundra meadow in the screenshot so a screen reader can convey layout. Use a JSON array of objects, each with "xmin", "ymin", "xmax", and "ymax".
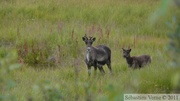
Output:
[{"xmin": 0, "ymin": 0, "xmax": 180, "ymax": 101}]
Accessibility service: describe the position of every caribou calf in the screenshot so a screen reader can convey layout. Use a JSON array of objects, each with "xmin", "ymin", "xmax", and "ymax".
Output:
[
  {"xmin": 122, "ymin": 48, "xmax": 151, "ymax": 69},
  {"xmin": 82, "ymin": 35, "xmax": 112, "ymax": 76}
]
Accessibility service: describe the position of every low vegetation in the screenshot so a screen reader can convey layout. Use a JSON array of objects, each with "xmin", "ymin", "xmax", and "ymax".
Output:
[{"xmin": 0, "ymin": 0, "xmax": 179, "ymax": 101}]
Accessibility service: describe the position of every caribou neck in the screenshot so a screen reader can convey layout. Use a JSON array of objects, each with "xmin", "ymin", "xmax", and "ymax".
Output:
[
  {"xmin": 125, "ymin": 56, "xmax": 133, "ymax": 65},
  {"xmin": 86, "ymin": 46, "xmax": 94, "ymax": 62}
]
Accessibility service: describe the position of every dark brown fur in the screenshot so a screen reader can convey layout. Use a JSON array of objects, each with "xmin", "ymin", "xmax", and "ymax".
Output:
[
  {"xmin": 82, "ymin": 35, "xmax": 112, "ymax": 76},
  {"xmin": 122, "ymin": 48, "xmax": 151, "ymax": 69}
]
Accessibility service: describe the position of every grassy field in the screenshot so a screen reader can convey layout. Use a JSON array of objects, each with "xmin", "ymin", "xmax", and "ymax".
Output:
[{"xmin": 0, "ymin": 0, "xmax": 180, "ymax": 101}]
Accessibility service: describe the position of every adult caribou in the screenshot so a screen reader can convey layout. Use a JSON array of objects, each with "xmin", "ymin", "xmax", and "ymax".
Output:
[{"xmin": 82, "ymin": 35, "xmax": 112, "ymax": 76}]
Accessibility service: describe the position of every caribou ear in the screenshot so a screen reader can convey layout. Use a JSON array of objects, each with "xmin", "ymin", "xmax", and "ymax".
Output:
[
  {"xmin": 122, "ymin": 48, "xmax": 125, "ymax": 51},
  {"xmin": 92, "ymin": 37, "xmax": 96, "ymax": 41},
  {"xmin": 82, "ymin": 37, "xmax": 86, "ymax": 41},
  {"xmin": 128, "ymin": 49, "xmax": 131, "ymax": 52},
  {"xmin": 82, "ymin": 34, "xmax": 88, "ymax": 41}
]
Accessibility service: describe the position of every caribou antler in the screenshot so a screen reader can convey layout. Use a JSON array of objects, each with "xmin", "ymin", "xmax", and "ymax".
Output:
[
  {"xmin": 82, "ymin": 34, "xmax": 88, "ymax": 41},
  {"xmin": 84, "ymin": 34, "xmax": 87, "ymax": 38},
  {"xmin": 89, "ymin": 36, "xmax": 93, "ymax": 40},
  {"xmin": 83, "ymin": 34, "xmax": 88, "ymax": 39}
]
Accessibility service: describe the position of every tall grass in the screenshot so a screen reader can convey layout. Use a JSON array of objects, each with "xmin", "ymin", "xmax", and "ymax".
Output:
[{"xmin": 0, "ymin": 0, "xmax": 179, "ymax": 100}]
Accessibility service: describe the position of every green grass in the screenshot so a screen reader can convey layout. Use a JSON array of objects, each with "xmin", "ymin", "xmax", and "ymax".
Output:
[{"xmin": 0, "ymin": 0, "xmax": 179, "ymax": 101}]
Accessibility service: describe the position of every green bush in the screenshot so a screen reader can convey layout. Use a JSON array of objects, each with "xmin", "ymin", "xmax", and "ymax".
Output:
[{"xmin": 0, "ymin": 49, "xmax": 21, "ymax": 101}]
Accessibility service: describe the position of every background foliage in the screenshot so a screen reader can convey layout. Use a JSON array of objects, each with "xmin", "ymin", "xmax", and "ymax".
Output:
[{"xmin": 0, "ymin": 0, "xmax": 180, "ymax": 100}]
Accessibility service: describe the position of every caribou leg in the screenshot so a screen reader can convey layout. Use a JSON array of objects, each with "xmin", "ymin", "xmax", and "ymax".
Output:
[
  {"xmin": 87, "ymin": 66, "xmax": 91, "ymax": 76},
  {"xmin": 98, "ymin": 66, "xmax": 105, "ymax": 75},
  {"xmin": 107, "ymin": 63, "xmax": 112, "ymax": 74},
  {"xmin": 94, "ymin": 65, "xmax": 97, "ymax": 75},
  {"xmin": 106, "ymin": 59, "xmax": 112, "ymax": 74}
]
